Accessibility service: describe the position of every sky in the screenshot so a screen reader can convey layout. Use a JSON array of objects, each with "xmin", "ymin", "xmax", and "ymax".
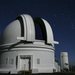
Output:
[{"xmin": 0, "ymin": 0, "xmax": 75, "ymax": 65}]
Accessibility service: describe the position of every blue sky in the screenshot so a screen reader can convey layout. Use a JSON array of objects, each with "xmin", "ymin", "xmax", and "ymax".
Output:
[{"xmin": 0, "ymin": 0, "xmax": 75, "ymax": 65}]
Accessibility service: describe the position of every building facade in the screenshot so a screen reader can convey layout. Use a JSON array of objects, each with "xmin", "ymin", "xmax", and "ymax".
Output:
[{"xmin": 0, "ymin": 14, "xmax": 58, "ymax": 74}]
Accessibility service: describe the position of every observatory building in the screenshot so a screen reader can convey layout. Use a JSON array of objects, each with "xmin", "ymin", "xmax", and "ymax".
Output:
[{"xmin": 0, "ymin": 14, "xmax": 59, "ymax": 74}]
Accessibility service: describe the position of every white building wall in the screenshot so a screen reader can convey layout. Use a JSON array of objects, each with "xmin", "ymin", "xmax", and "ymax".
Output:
[
  {"xmin": 0, "ymin": 47, "xmax": 55, "ymax": 73},
  {"xmin": 0, "ymin": 51, "xmax": 17, "ymax": 69}
]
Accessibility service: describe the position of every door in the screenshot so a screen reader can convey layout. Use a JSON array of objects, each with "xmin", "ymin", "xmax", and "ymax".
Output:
[{"xmin": 19, "ymin": 55, "xmax": 31, "ymax": 71}]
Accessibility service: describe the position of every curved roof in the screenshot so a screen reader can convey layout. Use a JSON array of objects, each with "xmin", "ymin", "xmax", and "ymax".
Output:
[
  {"xmin": 17, "ymin": 14, "xmax": 35, "ymax": 41},
  {"xmin": 3, "ymin": 14, "xmax": 56, "ymax": 46},
  {"xmin": 3, "ymin": 14, "xmax": 35, "ymax": 44},
  {"xmin": 3, "ymin": 19, "xmax": 21, "ymax": 44},
  {"xmin": 42, "ymin": 18, "xmax": 54, "ymax": 46}
]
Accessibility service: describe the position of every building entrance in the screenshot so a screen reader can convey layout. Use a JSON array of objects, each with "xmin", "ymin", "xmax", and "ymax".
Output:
[{"xmin": 19, "ymin": 55, "xmax": 31, "ymax": 71}]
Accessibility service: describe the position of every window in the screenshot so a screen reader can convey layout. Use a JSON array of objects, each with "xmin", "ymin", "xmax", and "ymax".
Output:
[
  {"xmin": 6, "ymin": 58, "xmax": 8, "ymax": 64},
  {"xmin": 9, "ymin": 58, "xmax": 14, "ymax": 65},
  {"xmin": 16, "ymin": 56, "xmax": 18, "ymax": 68},
  {"xmin": 37, "ymin": 58, "xmax": 40, "ymax": 64}
]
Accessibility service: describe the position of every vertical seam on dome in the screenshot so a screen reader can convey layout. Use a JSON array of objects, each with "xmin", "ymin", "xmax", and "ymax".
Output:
[
  {"xmin": 16, "ymin": 16, "xmax": 24, "ymax": 37},
  {"xmin": 22, "ymin": 15, "xmax": 28, "ymax": 40}
]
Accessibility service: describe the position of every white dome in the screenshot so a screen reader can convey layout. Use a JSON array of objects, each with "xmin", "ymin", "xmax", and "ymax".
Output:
[
  {"xmin": 3, "ymin": 20, "xmax": 21, "ymax": 44},
  {"xmin": 3, "ymin": 14, "xmax": 35, "ymax": 44},
  {"xmin": 2, "ymin": 14, "xmax": 57, "ymax": 46}
]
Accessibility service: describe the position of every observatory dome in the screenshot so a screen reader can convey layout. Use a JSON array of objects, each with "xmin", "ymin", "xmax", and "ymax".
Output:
[
  {"xmin": 3, "ymin": 19, "xmax": 21, "ymax": 44},
  {"xmin": 3, "ymin": 14, "xmax": 35, "ymax": 44},
  {"xmin": 0, "ymin": 14, "xmax": 58, "ymax": 74},
  {"xmin": 3, "ymin": 14, "xmax": 57, "ymax": 46}
]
